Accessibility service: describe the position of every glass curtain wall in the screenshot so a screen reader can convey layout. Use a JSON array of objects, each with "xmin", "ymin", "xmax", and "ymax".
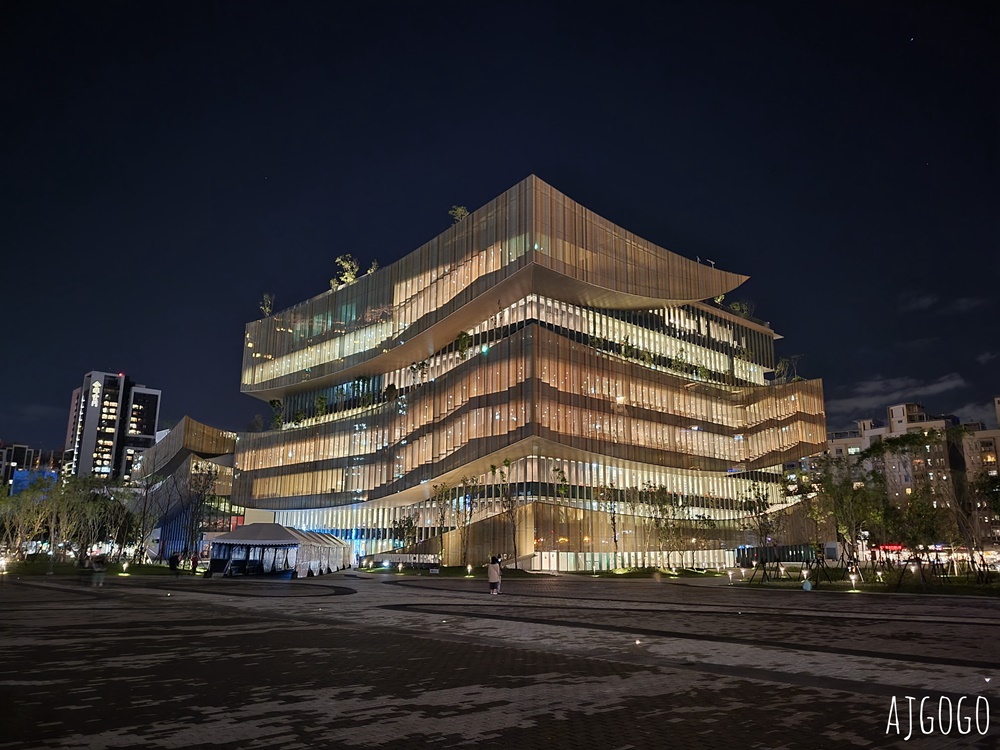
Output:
[{"xmin": 237, "ymin": 176, "xmax": 825, "ymax": 562}]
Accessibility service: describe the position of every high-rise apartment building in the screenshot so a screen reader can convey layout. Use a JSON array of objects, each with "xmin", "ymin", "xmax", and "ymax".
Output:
[
  {"xmin": 233, "ymin": 176, "xmax": 826, "ymax": 567},
  {"xmin": 827, "ymin": 401, "xmax": 1000, "ymax": 545},
  {"xmin": 64, "ymin": 371, "xmax": 161, "ymax": 481}
]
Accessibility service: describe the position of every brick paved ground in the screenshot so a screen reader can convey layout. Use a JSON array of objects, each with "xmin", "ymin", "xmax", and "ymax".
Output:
[{"xmin": 0, "ymin": 571, "xmax": 997, "ymax": 749}]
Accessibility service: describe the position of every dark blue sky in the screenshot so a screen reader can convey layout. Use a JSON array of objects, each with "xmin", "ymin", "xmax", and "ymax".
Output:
[{"xmin": 2, "ymin": 1, "xmax": 997, "ymax": 450}]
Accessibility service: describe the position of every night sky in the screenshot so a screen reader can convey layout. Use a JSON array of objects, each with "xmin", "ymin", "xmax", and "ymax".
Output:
[{"xmin": 2, "ymin": 1, "xmax": 997, "ymax": 452}]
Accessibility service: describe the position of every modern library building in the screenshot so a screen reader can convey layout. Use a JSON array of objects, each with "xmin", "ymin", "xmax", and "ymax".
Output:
[{"xmin": 233, "ymin": 176, "xmax": 825, "ymax": 570}]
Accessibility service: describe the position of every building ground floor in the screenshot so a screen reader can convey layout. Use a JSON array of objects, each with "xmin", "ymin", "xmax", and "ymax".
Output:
[{"xmin": 265, "ymin": 492, "xmax": 826, "ymax": 573}]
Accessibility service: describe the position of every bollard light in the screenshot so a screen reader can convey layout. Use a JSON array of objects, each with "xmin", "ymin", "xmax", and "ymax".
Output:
[
  {"xmin": 849, "ymin": 574, "xmax": 857, "ymax": 590},
  {"xmin": 398, "ymin": 563, "xmax": 403, "ymax": 573},
  {"xmin": 727, "ymin": 570, "xmax": 733, "ymax": 585},
  {"xmin": 466, "ymin": 564, "xmax": 473, "ymax": 576}
]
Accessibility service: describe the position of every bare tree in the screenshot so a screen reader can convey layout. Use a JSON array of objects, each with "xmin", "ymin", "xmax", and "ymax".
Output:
[
  {"xmin": 597, "ymin": 482, "xmax": 620, "ymax": 564},
  {"xmin": 175, "ymin": 461, "xmax": 220, "ymax": 558},
  {"xmin": 491, "ymin": 458, "xmax": 520, "ymax": 568},
  {"xmin": 126, "ymin": 466, "xmax": 167, "ymax": 564},
  {"xmin": 432, "ymin": 482, "xmax": 452, "ymax": 565},
  {"xmin": 622, "ymin": 485, "xmax": 648, "ymax": 560},
  {"xmin": 456, "ymin": 474, "xmax": 480, "ymax": 566}
]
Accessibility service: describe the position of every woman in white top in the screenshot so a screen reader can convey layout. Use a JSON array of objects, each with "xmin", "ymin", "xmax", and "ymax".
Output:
[{"xmin": 487, "ymin": 556, "xmax": 502, "ymax": 594}]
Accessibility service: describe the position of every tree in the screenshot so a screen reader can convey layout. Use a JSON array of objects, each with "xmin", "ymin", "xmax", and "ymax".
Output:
[
  {"xmin": 456, "ymin": 331, "xmax": 473, "ymax": 359},
  {"xmin": 449, "ymin": 205, "xmax": 469, "ymax": 223},
  {"xmin": 646, "ymin": 484, "xmax": 686, "ymax": 568},
  {"xmin": 691, "ymin": 512, "xmax": 718, "ymax": 567},
  {"xmin": 46, "ymin": 475, "xmax": 104, "ymax": 565},
  {"xmin": 491, "ymin": 459, "xmax": 519, "ymax": 568},
  {"xmin": 597, "ymin": 483, "xmax": 620, "ymax": 563},
  {"xmin": 259, "ymin": 293, "xmax": 274, "ymax": 317},
  {"xmin": 728, "ymin": 299, "xmax": 756, "ymax": 318},
  {"xmin": 622, "ymin": 485, "xmax": 648, "ymax": 559},
  {"xmin": 813, "ymin": 456, "xmax": 878, "ymax": 567},
  {"xmin": 432, "ymin": 482, "xmax": 452, "ymax": 564},
  {"xmin": 740, "ymin": 482, "xmax": 783, "ymax": 548},
  {"xmin": 247, "ymin": 414, "xmax": 265, "ymax": 432},
  {"xmin": 177, "ymin": 462, "xmax": 220, "ymax": 558},
  {"xmin": 774, "ymin": 358, "xmax": 791, "ymax": 383},
  {"xmin": 268, "ymin": 399, "xmax": 283, "ymax": 430},
  {"xmin": 314, "ymin": 395, "xmax": 327, "ymax": 417},
  {"xmin": 126, "ymin": 467, "xmax": 167, "ymax": 564},
  {"xmin": 0, "ymin": 478, "xmax": 51, "ymax": 560},
  {"xmin": 552, "ymin": 465, "xmax": 569, "ymax": 499},
  {"xmin": 332, "ymin": 254, "xmax": 360, "ymax": 287},
  {"xmin": 77, "ymin": 479, "xmax": 129, "ymax": 561},
  {"xmin": 390, "ymin": 515, "xmax": 417, "ymax": 549},
  {"xmin": 456, "ymin": 474, "xmax": 480, "ymax": 566},
  {"xmin": 792, "ymin": 470, "xmax": 830, "ymax": 548},
  {"xmin": 367, "ymin": 259, "xmax": 379, "ymax": 275},
  {"xmin": 971, "ymin": 471, "xmax": 1000, "ymax": 518}
]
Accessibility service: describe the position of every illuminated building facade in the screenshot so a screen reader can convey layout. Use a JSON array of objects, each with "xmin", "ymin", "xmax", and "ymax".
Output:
[
  {"xmin": 233, "ymin": 176, "xmax": 826, "ymax": 568},
  {"xmin": 64, "ymin": 371, "xmax": 160, "ymax": 481},
  {"xmin": 132, "ymin": 416, "xmax": 241, "ymax": 559}
]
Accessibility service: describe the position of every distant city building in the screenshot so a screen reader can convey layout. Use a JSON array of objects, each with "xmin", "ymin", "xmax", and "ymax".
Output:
[
  {"xmin": 232, "ymin": 176, "xmax": 826, "ymax": 568},
  {"xmin": 63, "ymin": 371, "xmax": 161, "ymax": 481},
  {"xmin": 827, "ymin": 400, "xmax": 1000, "ymax": 545},
  {"xmin": 1, "ymin": 442, "xmax": 42, "ymax": 495},
  {"xmin": 11, "ymin": 468, "xmax": 58, "ymax": 495}
]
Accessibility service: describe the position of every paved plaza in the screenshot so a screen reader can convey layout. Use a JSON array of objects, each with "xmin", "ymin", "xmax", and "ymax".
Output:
[{"xmin": 0, "ymin": 571, "xmax": 997, "ymax": 749}]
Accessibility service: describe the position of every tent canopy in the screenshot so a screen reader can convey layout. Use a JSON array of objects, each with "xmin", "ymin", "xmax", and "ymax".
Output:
[{"xmin": 213, "ymin": 523, "xmax": 350, "ymax": 549}]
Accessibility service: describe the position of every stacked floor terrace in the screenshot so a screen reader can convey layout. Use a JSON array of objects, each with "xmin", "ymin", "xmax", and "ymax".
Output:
[{"xmin": 234, "ymin": 176, "xmax": 825, "ymax": 567}]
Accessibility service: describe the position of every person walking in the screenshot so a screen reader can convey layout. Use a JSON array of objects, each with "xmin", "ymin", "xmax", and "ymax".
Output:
[
  {"xmin": 190, "ymin": 551, "xmax": 200, "ymax": 575},
  {"xmin": 487, "ymin": 556, "xmax": 502, "ymax": 595},
  {"xmin": 168, "ymin": 551, "xmax": 180, "ymax": 577}
]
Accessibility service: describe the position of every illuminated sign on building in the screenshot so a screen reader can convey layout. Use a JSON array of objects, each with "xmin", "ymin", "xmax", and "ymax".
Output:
[{"xmin": 90, "ymin": 380, "xmax": 102, "ymax": 408}]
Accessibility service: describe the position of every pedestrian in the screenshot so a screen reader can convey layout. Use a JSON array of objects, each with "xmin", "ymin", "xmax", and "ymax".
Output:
[
  {"xmin": 191, "ymin": 551, "xmax": 200, "ymax": 575},
  {"xmin": 91, "ymin": 554, "xmax": 106, "ymax": 587},
  {"xmin": 169, "ymin": 551, "xmax": 180, "ymax": 577},
  {"xmin": 487, "ymin": 556, "xmax": 502, "ymax": 595}
]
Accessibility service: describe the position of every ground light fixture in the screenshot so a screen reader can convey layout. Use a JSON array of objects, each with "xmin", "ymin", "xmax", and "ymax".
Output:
[
  {"xmin": 466, "ymin": 564, "xmax": 472, "ymax": 576},
  {"xmin": 118, "ymin": 561, "xmax": 130, "ymax": 577},
  {"xmin": 727, "ymin": 570, "xmax": 733, "ymax": 584},
  {"xmin": 850, "ymin": 574, "xmax": 857, "ymax": 591}
]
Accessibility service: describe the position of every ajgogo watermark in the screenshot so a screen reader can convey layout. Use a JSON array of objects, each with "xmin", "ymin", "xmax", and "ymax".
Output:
[{"xmin": 886, "ymin": 695, "xmax": 990, "ymax": 740}]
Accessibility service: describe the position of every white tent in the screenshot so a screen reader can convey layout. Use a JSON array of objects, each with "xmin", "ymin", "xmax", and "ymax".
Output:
[{"xmin": 209, "ymin": 523, "xmax": 351, "ymax": 577}]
